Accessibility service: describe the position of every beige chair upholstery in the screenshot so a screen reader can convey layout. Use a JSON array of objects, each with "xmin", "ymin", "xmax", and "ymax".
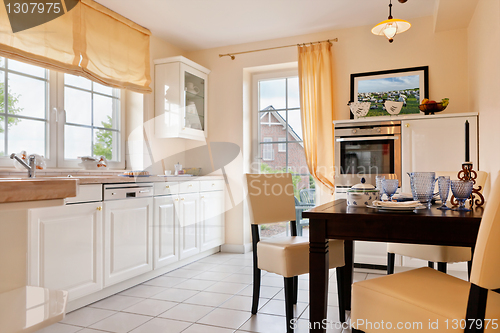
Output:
[
  {"xmin": 352, "ymin": 172, "xmax": 500, "ymax": 333},
  {"xmin": 387, "ymin": 171, "xmax": 488, "ymax": 272},
  {"xmin": 245, "ymin": 173, "xmax": 345, "ymax": 332},
  {"xmin": 258, "ymin": 236, "xmax": 345, "ymax": 277}
]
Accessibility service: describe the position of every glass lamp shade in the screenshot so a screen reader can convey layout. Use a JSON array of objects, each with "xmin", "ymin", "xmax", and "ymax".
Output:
[{"xmin": 371, "ymin": 18, "xmax": 411, "ymax": 42}]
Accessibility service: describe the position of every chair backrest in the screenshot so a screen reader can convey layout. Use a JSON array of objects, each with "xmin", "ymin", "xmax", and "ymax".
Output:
[
  {"xmin": 470, "ymin": 171, "xmax": 500, "ymax": 290},
  {"xmin": 299, "ymin": 188, "xmax": 316, "ymax": 204},
  {"xmin": 245, "ymin": 173, "xmax": 296, "ymax": 225}
]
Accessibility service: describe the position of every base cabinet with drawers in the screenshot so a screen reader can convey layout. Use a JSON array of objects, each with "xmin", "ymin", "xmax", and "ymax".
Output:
[
  {"xmin": 28, "ymin": 187, "xmax": 103, "ymax": 301},
  {"xmin": 103, "ymin": 197, "xmax": 153, "ymax": 287},
  {"xmin": 28, "ymin": 179, "xmax": 225, "ymax": 304},
  {"xmin": 153, "ymin": 179, "xmax": 225, "ymax": 268}
]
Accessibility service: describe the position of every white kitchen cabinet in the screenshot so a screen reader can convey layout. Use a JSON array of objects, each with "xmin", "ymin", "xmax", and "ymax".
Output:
[
  {"xmin": 154, "ymin": 56, "xmax": 210, "ymax": 141},
  {"xmin": 401, "ymin": 115, "xmax": 478, "ymax": 193},
  {"xmin": 153, "ymin": 196, "xmax": 179, "ymax": 269},
  {"xmin": 104, "ymin": 197, "xmax": 153, "ymax": 287},
  {"xmin": 178, "ymin": 193, "xmax": 201, "ymax": 259},
  {"xmin": 28, "ymin": 202, "xmax": 103, "ymax": 301},
  {"xmin": 200, "ymin": 190, "xmax": 225, "ymax": 251}
]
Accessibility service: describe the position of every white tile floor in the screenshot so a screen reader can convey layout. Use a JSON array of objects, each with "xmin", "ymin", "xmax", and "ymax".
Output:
[{"xmin": 34, "ymin": 252, "xmax": 389, "ymax": 333}]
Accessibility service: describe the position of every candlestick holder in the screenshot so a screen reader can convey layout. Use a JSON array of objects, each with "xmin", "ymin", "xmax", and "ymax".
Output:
[{"xmin": 450, "ymin": 162, "xmax": 485, "ymax": 208}]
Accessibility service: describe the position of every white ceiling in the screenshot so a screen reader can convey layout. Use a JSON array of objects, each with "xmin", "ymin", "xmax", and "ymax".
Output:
[{"xmin": 95, "ymin": 0, "xmax": 438, "ymax": 52}]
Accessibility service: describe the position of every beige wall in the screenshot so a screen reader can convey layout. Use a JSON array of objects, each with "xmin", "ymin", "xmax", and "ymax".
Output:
[
  {"xmin": 125, "ymin": 35, "xmax": 187, "ymax": 173},
  {"xmin": 468, "ymin": 0, "xmax": 500, "ymax": 196},
  {"xmin": 185, "ymin": 15, "xmax": 470, "ymax": 248}
]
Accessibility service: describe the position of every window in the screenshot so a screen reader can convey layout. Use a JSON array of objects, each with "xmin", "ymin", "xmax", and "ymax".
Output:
[
  {"xmin": 0, "ymin": 56, "xmax": 124, "ymax": 168},
  {"xmin": 278, "ymin": 137, "xmax": 286, "ymax": 152},
  {"xmin": 63, "ymin": 74, "xmax": 120, "ymax": 162},
  {"xmin": 254, "ymin": 72, "xmax": 315, "ymax": 238},
  {"xmin": 0, "ymin": 58, "xmax": 49, "ymax": 158},
  {"xmin": 262, "ymin": 137, "xmax": 274, "ymax": 161}
]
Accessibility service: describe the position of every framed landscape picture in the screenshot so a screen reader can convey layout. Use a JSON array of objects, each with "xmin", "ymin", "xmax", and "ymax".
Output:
[{"xmin": 349, "ymin": 66, "xmax": 429, "ymax": 119}]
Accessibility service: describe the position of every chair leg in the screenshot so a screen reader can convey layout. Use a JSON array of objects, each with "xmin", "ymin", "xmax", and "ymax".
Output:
[
  {"xmin": 467, "ymin": 260, "xmax": 472, "ymax": 281},
  {"xmin": 292, "ymin": 276, "xmax": 298, "ymax": 304},
  {"xmin": 335, "ymin": 267, "xmax": 346, "ymax": 323},
  {"xmin": 284, "ymin": 277, "xmax": 295, "ymax": 333},
  {"xmin": 251, "ymin": 266, "xmax": 261, "ymax": 314},
  {"xmin": 428, "ymin": 261, "xmax": 434, "ymax": 268},
  {"xmin": 437, "ymin": 262, "xmax": 447, "ymax": 274},
  {"xmin": 387, "ymin": 253, "xmax": 395, "ymax": 275}
]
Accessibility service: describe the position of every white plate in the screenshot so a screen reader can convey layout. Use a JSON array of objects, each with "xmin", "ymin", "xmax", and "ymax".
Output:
[{"xmin": 366, "ymin": 204, "xmax": 427, "ymax": 211}]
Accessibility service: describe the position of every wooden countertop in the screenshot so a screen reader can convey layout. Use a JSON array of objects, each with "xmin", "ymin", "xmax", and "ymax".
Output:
[{"xmin": 0, "ymin": 178, "xmax": 78, "ymax": 203}]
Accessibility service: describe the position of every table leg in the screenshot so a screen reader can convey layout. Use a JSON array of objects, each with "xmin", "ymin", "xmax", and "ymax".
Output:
[
  {"xmin": 343, "ymin": 240, "xmax": 354, "ymax": 311},
  {"xmin": 309, "ymin": 219, "xmax": 328, "ymax": 333}
]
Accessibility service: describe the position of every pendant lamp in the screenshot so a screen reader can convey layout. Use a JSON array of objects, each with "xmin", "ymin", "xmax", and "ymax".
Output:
[{"xmin": 371, "ymin": 0, "xmax": 411, "ymax": 43}]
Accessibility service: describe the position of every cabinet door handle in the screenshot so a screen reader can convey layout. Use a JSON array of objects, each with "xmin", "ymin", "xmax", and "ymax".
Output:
[
  {"xmin": 181, "ymin": 198, "xmax": 185, "ymax": 201},
  {"xmin": 175, "ymin": 198, "xmax": 179, "ymax": 202},
  {"xmin": 201, "ymin": 196, "xmax": 205, "ymax": 199},
  {"xmin": 188, "ymin": 184, "xmax": 193, "ymax": 187},
  {"xmin": 405, "ymin": 123, "xmax": 410, "ymax": 127},
  {"xmin": 165, "ymin": 185, "xmax": 170, "ymax": 189},
  {"xmin": 212, "ymin": 183, "xmax": 215, "ymax": 186},
  {"xmin": 97, "ymin": 206, "xmax": 102, "ymax": 211}
]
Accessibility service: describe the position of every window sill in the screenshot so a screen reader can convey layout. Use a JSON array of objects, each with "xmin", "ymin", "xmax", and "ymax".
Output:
[{"xmin": 0, "ymin": 168, "xmax": 127, "ymax": 177}]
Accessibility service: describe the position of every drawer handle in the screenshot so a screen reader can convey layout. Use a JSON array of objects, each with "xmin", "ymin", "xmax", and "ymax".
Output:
[
  {"xmin": 181, "ymin": 198, "xmax": 185, "ymax": 201},
  {"xmin": 165, "ymin": 185, "xmax": 170, "ymax": 189},
  {"xmin": 201, "ymin": 196, "xmax": 205, "ymax": 199},
  {"xmin": 97, "ymin": 206, "xmax": 102, "ymax": 211},
  {"xmin": 188, "ymin": 184, "xmax": 193, "ymax": 187},
  {"xmin": 212, "ymin": 183, "xmax": 215, "ymax": 186},
  {"xmin": 139, "ymin": 190, "xmax": 150, "ymax": 193}
]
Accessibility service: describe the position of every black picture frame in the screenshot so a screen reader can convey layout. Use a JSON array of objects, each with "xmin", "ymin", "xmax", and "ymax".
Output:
[{"xmin": 349, "ymin": 66, "xmax": 429, "ymax": 119}]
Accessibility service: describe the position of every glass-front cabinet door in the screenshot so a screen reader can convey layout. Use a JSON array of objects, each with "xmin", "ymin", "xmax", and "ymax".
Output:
[
  {"xmin": 183, "ymin": 70, "xmax": 205, "ymax": 133},
  {"xmin": 154, "ymin": 56, "xmax": 210, "ymax": 141}
]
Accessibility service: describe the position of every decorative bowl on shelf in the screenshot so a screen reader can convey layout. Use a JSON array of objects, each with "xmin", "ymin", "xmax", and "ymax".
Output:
[
  {"xmin": 384, "ymin": 101, "xmax": 403, "ymax": 115},
  {"xmin": 419, "ymin": 98, "xmax": 449, "ymax": 115},
  {"xmin": 349, "ymin": 102, "xmax": 371, "ymax": 118}
]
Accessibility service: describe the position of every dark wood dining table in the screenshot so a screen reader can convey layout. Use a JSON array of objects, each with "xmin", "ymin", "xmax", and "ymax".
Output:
[{"xmin": 303, "ymin": 199, "xmax": 484, "ymax": 333}]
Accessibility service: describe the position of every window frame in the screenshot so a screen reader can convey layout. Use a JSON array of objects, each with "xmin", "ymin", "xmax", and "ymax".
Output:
[
  {"xmin": 0, "ymin": 59, "xmax": 56, "ymax": 168},
  {"xmin": 0, "ymin": 58, "xmax": 125, "ymax": 169},
  {"xmin": 56, "ymin": 72, "xmax": 125, "ymax": 169},
  {"xmin": 278, "ymin": 137, "xmax": 286, "ymax": 152}
]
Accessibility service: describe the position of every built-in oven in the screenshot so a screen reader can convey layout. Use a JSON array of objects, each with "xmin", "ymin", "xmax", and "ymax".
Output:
[{"xmin": 334, "ymin": 120, "xmax": 401, "ymax": 191}]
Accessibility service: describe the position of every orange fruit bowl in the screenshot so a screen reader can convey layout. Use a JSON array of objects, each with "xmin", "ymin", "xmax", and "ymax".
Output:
[{"xmin": 419, "ymin": 102, "xmax": 447, "ymax": 114}]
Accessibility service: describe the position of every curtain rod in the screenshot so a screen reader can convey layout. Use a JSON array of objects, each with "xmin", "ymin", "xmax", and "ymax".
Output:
[{"xmin": 219, "ymin": 38, "xmax": 338, "ymax": 60}]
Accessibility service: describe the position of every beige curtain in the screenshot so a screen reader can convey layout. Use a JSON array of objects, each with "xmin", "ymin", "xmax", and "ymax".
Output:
[
  {"xmin": 0, "ymin": 0, "xmax": 152, "ymax": 93},
  {"xmin": 0, "ymin": 0, "xmax": 82, "ymax": 75},
  {"xmin": 79, "ymin": 0, "xmax": 152, "ymax": 93},
  {"xmin": 298, "ymin": 42, "xmax": 336, "ymax": 192}
]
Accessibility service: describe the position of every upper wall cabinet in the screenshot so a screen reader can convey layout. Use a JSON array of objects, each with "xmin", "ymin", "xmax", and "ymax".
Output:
[{"xmin": 154, "ymin": 56, "xmax": 210, "ymax": 141}]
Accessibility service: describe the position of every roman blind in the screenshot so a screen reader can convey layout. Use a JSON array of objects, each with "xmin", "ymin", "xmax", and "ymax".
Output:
[
  {"xmin": 79, "ymin": 0, "xmax": 152, "ymax": 93},
  {"xmin": 0, "ymin": 0, "xmax": 152, "ymax": 93},
  {"xmin": 0, "ymin": 0, "xmax": 82, "ymax": 75}
]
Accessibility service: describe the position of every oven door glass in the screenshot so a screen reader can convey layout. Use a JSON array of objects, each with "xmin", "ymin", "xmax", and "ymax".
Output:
[{"xmin": 340, "ymin": 139, "xmax": 394, "ymax": 175}]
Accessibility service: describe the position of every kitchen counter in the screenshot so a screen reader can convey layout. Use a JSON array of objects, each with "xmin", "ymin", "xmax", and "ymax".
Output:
[
  {"xmin": 333, "ymin": 111, "xmax": 478, "ymax": 125},
  {"xmin": 0, "ymin": 178, "xmax": 78, "ymax": 204},
  {"xmin": 56, "ymin": 175, "xmax": 224, "ymax": 184}
]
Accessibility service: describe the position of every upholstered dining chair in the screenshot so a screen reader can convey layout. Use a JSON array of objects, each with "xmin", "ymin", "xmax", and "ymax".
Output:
[
  {"xmin": 245, "ymin": 173, "xmax": 346, "ymax": 333},
  {"xmin": 387, "ymin": 171, "xmax": 489, "ymax": 278},
  {"xmin": 351, "ymin": 172, "xmax": 500, "ymax": 333}
]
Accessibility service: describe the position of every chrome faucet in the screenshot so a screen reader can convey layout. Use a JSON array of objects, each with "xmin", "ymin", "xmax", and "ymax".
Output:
[{"xmin": 10, "ymin": 153, "xmax": 36, "ymax": 178}]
